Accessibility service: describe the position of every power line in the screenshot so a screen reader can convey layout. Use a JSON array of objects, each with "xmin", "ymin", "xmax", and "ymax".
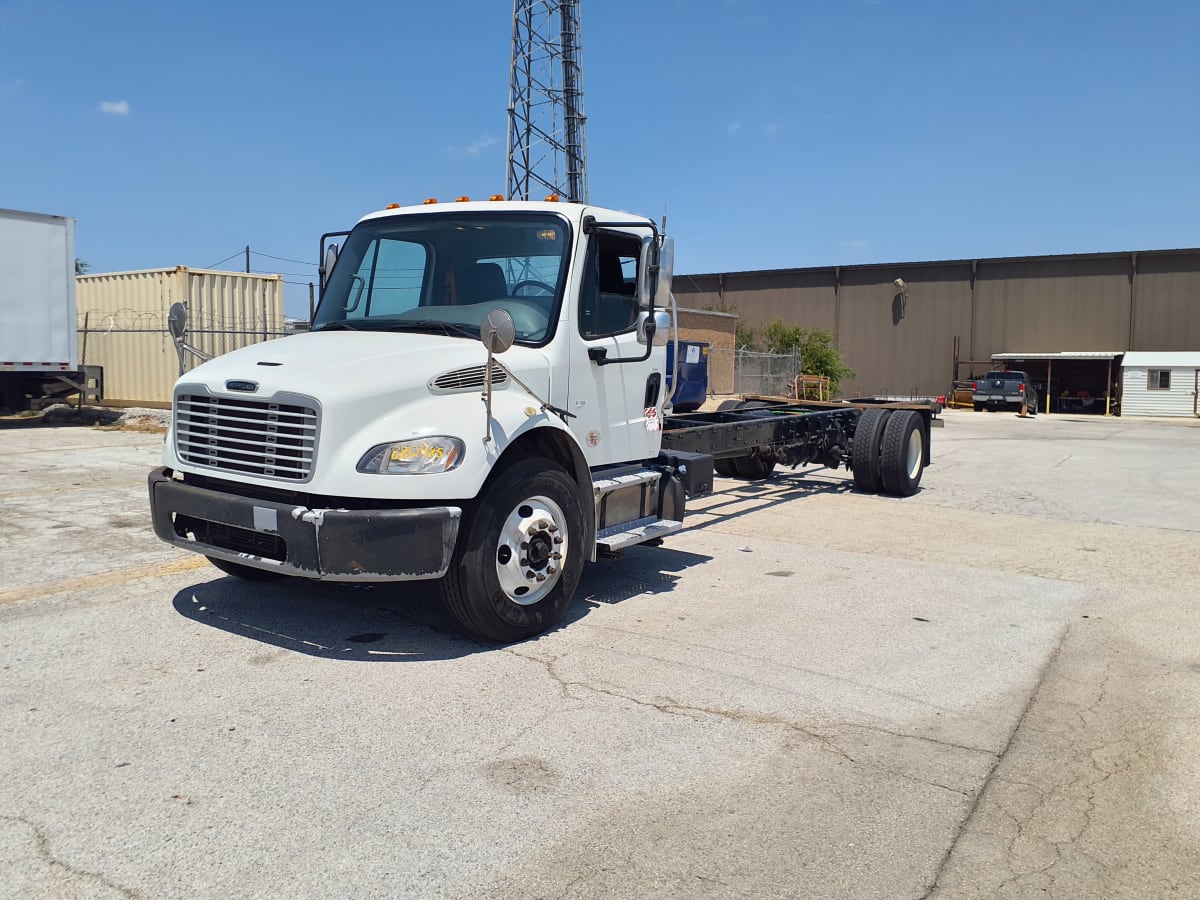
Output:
[
  {"xmin": 205, "ymin": 250, "xmax": 243, "ymax": 269},
  {"xmin": 252, "ymin": 250, "xmax": 317, "ymax": 267}
]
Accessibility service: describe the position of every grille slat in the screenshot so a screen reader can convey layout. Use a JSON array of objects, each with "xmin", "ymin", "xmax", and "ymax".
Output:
[{"xmin": 175, "ymin": 392, "xmax": 318, "ymax": 481}]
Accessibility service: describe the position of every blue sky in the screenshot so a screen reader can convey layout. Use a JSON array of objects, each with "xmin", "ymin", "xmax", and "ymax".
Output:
[{"xmin": 2, "ymin": 0, "xmax": 1197, "ymax": 318}]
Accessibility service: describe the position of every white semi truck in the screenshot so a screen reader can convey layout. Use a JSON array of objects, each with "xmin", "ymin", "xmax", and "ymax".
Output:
[
  {"xmin": 0, "ymin": 208, "xmax": 101, "ymax": 412},
  {"xmin": 149, "ymin": 199, "xmax": 932, "ymax": 641}
]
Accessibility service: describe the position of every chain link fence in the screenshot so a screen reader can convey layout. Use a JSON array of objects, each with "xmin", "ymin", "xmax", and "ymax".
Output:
[{"xmin": 707, "ymin": 348, "xmax": 801, "ymax": 397}]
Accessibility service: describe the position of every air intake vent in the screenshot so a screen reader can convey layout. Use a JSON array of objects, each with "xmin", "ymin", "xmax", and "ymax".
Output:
[
  {"xmin": 430, "ymin": 363, "xmax": 508, "ymax": 392},
  {"xmin": 175, "ymin": 390, "xmax": 318, "ymax": 482}
]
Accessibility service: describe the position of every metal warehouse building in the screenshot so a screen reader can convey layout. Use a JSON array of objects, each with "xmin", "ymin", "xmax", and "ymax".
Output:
[{"xmin": 673, "ymin": 248, "xmax": 1200, "ymax": 411}]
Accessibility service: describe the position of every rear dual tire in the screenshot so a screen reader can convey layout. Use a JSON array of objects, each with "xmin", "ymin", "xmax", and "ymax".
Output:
[
  {"xmin": 853, "ymin": 408, "xmax": 925, "ymax": 497},
  {"xmin": 714, "ymin": 399, "xmax": 776, "ymax": 480}
]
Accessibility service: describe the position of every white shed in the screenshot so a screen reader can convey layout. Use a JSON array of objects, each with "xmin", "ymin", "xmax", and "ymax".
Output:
[{"xmin": 1120, "ymin": 352, "xmax": 1200, "ymax": 417}]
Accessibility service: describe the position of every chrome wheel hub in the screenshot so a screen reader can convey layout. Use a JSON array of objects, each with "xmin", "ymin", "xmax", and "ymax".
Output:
[{"xmin": 495, "ymin": 494, "xmax": 568, "ymax": 605}]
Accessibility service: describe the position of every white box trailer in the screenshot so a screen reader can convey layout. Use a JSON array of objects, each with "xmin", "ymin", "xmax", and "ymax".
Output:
[{"xmin": 0, "ymin": 207, "xmax": 101, "ymax": 412}]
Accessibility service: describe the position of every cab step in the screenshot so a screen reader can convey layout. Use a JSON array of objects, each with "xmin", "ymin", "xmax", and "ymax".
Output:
[{"xmin": 596, "ymin": 516, "xmax": 683, "ymax": 552}]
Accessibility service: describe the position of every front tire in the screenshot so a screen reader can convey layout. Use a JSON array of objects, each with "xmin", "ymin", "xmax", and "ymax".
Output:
[{"xmin": 439, "ymin": 458, "xmax": 585, "ymax": 642}]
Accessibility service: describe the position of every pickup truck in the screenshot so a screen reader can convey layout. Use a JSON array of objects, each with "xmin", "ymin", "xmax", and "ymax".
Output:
[{"xmin": 972, "ymin": 370, "xmax": 1037, "ymax": 414}]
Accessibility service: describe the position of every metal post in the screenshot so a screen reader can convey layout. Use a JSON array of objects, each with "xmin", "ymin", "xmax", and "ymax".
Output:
[
  {"xmin": 1105, "ymin": 358, "xmax": 1113, "ymax": 415},
  {"xmin": 1046, "ymin": 358, "xmax": 1052, "ymax": 414},
  {"xmin": 309, "ymin": 282, "xmax": 315, "ymax": 323},
  {"xmin": 245, "ymin": 245, "xmax": 250, "ymax": 274}
]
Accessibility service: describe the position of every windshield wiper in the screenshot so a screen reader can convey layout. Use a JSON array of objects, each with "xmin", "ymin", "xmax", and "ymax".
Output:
[
  {"xmin": 314, "ymin": 320, "xmax": 360, "ymax": 332},
  {"xmin": 386, "ymin": 320, "xmax": 479, "ymax": 339}
]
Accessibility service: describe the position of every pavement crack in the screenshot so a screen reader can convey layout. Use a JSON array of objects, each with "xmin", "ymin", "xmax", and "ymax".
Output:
[
  {"xmin": 2, "ymin": 814, "xmax": 141, "ymax": 899},
  {"xmin": 917, "ymin": 624, "xmax": 1071, "ymax": 899}
]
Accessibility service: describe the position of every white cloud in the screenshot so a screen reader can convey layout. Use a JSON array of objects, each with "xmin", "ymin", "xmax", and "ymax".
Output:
[
  {"xmin": 840, "ymin": 239, "xmax": 869, "ymax": 249},
  {"xmin": 1, "ymin": 78, "xmax": 24, "ymax": 93},
  {"xmin": 727, "ymin": 120, "xmax": 742, "ymax": 136},
  {"xmin": 465, "ymin": 134, "xmax": 500, "ymax": 157},
  {"xmin": 99, "ymin": 100, "xmax": 129, "ymax": 116},
  {"xmin": 765, "ymin": 123, "xmax": 779, "ymax": 136}
]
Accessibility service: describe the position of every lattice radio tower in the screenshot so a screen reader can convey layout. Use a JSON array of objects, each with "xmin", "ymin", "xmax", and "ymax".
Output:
[{"xmin": 506, "ymin": 0, "xmax": 588, "ymax": 203}]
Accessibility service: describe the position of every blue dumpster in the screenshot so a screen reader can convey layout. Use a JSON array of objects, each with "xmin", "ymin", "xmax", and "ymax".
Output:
[{"xmin": 666, "ymin": 341, "xmax": 710, "ymax": 413}]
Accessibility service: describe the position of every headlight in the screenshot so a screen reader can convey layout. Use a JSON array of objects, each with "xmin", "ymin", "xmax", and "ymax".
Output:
[{"xmin": 357, "ymin": 436, "xmax": 465, "ymax": 474}]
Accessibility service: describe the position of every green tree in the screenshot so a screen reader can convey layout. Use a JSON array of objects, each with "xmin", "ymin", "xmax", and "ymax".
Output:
[
  {"xmin": 761, "ymin": 319, "xmax": 855, "ymax": 396},
  {"xmin": 735, "ymin": 320, "xmax": 757, "ymax": 351}
]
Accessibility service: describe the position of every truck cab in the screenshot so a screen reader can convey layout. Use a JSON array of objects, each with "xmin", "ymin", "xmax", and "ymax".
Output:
[{"xmin": 149, "ymin": 200, "xmax": 695, "ymax": 641}]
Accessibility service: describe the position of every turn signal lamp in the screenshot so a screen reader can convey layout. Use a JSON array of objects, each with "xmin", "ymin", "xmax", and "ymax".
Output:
[
  {"xmin": 545, "ymin": 193, "xmax": 560, "ymax": 202},
  {"xmin": 456, "ymin": 196, "xmax": 471, "ymax": 203},
  {"xmin": 490, "ymin": 194, "xmax": 505, "ymax": 201},
  {"xmin": 422, "ymin": 198, "xmax": 438, "ymax": 205}
]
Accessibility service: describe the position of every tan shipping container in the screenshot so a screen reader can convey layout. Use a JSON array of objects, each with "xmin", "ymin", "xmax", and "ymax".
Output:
[{"xmin": 76, "ymin": 267, "xmax": 285, "ymax": 407}]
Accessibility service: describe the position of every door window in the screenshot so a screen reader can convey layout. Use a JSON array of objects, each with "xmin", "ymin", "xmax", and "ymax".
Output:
[{"xmin": 579, "ymin": 233, "xmax": 640, "ymax": 338}]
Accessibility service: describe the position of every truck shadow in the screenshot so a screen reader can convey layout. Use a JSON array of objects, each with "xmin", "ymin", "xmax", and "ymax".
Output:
[
  {"xmin": 171, "ymin": 546, "xmax": 714, "ymax": 659},
  {"xmin": 685, "ymin": 469, "xmax": 860, "ymax": 530}
]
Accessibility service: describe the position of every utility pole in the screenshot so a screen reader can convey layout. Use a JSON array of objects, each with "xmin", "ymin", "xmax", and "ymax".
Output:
[
  {"xmin": 506, "ymin": 0, "xmax": 588, "ymax": 203},
  {"xmin": 245, "ymin": 245, "xmax": 250, "ymax": 274}
]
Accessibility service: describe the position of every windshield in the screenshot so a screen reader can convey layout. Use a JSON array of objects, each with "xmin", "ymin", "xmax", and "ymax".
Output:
[{"xmin": 312, "ymin": 212, "xmax": 571, "ymax": 344}]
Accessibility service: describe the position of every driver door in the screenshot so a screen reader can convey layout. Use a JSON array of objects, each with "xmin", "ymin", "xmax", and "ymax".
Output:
[{"xmin": 567, "ymin": 229, "xmax": 662, "ymax": 466}]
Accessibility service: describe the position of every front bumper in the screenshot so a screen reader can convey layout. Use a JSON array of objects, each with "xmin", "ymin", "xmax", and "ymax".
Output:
[{"xmin": 148, "ymin": 468, "xmax": 461, "ymax": 581}]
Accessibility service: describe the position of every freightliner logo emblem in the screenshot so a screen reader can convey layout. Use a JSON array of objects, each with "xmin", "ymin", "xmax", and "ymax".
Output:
[{"xmin": 225, "ymin": 380, "xmax": 259, "ymax": 393}]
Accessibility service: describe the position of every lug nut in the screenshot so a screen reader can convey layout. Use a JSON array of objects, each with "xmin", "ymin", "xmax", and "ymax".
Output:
[
  {"xmin": 551, "ymin": 552, "xmax": 562, "ymax": 560},
  {"xmin": 538, "ymin": 520, "xmax": 550, "ymax": 530},
  {"xmin": 525, "ymin": 570, "xmax": 536, "ymax": 580},
  {"xmin": 546, "ymin": 566, "xmax": 557, "ymax": 575},
  {"xmin": 520, "ymin": 541, "xmax": 529, "ymax": 550},
  {"xmin": 553, "ymin": 536, "xmax": 563, "ymax": 544},
  {"xmin": 535, "ymin": 573, "xmax": 546, "ymax": 582},
  {"xmin": 519, "ymin": 558, "xmax": 529, "ymax": 567},
  {"xmin": 548, "ymin": 524, "xmax": 558, "ymax": 533}
]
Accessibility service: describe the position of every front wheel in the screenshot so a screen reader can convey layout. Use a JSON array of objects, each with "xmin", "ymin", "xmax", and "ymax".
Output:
[{"xmin": 439, "ymin": 458, "xmax": 585, "ymax": 642}]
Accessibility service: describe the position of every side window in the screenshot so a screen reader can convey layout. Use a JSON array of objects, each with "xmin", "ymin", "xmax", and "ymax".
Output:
[
  {"xmin": 1147, "ymin": 369, "xmax": 1171, "ymax": 390},
  {"xmin": 348, "ymin": 238, "xmax": 426, "ymax": 318},
  {"xmin": 579, "ymin": 233, "xmax": 640, "ymax": 338}
]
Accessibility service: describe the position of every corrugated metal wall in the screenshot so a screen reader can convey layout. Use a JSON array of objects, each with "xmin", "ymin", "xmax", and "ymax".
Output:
[
  {"xmin": 1132, "ymin": 253, "xmax": 1200, "ymax": 350},
  {"xmin": 1120, "ymin": 366, "xmax": 1200, "ymax": 416},
  {"xmin": 76, "ymin": 267, "xmax": 285, "ymax": 407},
  {"xmin": 673, "ymin": 249, "xmax": 1200, "ymax": 398}
]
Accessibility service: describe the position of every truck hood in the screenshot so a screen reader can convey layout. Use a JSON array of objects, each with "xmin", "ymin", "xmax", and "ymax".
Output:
[{"xmin": 178, "ymin": 330, "xmax": 548, "ymax": 403}]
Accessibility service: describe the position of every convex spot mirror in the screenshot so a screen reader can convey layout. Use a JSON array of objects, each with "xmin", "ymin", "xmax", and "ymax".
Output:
[
  {"xmin": 168, "ymin": 302, "xmax": 188, "ymax": 340},
  {"xmin": 637, "ymin": 309, "xmax": 672, "ymax": 346},
  {"xmin": 482, "ymin": 309, "xmax": 516, "ymax": 353}
]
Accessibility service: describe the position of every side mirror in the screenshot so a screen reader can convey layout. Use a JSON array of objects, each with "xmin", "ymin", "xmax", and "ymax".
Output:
[
  {"xmin": 638, "ymin": 235, "xmax": 654, "ymax": 308},
  {"xmin": 637, "ymin": 308, "xmax": 672, "ymax": 346},
  {"xmin": 654, "ymin": 235, "xmax": 674, "ymax": 308},
  {"xmin": 481, "ymin": 308, "xmax": 516, "ymax": 354},
  {"xmin": 320, "ymin": 242, "xmax": 339, "ymax": 289}
]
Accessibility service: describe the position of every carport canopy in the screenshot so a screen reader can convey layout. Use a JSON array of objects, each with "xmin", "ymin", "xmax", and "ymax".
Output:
[{"xmin": 990, "ymin": 351, "xmax": 1123, "ymax": 414}]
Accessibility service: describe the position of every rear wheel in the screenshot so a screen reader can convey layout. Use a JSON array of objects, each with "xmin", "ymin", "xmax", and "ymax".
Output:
[
  {"xmin": 732, "ymin": 451, "xmax": 776, "ymax": 479},
  {"xmin": 851, "ymin": 408, "xmax": 891, "ymax": 493},
  {"xmin": 879, "ymin": 411, "xmax": 925, "ymax": 496},
  {"xmin": 439, "ymin": 458, "xmax": 585, "ymax": 642},
  {"xmin": 206, "ymin": 556, "xmax": 284, "ymax": 581},
  {"xmin": 714, "ymin": 457, "xmax": 738, "ymax": 477},
  {"xmin": 717, "ymin": 400, "xmax": 777, "ymax": 480},
  {"xmin": 973, "ymin": 402, "xmax": 982, "ymax": 412}
]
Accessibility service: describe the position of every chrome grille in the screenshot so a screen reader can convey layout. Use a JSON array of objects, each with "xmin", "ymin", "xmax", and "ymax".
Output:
[
  {"xmin": 175, "ymin": 392, "xmax": 318, "ymax": 481},
  {"xmin": 430, "ymin": 363, "xmax": 508, "ymax": 392}
]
